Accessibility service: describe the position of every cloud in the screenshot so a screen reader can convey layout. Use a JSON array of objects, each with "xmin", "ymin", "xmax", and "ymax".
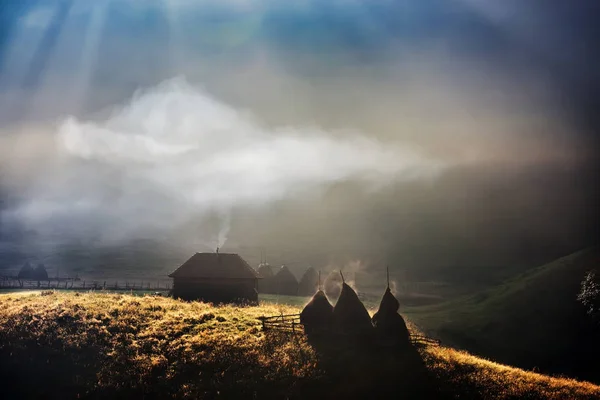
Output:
[{"xmin": 6, "ymin": 77, "xmax": 443, "ymax": 243}]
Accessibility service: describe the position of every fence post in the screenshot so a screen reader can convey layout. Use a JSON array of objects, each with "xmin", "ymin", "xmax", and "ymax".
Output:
[{"xmin": 83, "ymin": 281, "xmax": 85, "ymax": 289}]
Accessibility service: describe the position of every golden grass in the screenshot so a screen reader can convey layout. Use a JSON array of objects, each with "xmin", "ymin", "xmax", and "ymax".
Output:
[
  {"xmin": 0, "ymin": 291, "xmax": 598, "ymax": 399},
  {"xmin": 423, "ymin": 347, "xmax": 600, "ymax": 400}
]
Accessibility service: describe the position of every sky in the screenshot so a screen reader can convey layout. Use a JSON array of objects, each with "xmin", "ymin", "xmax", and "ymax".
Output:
[{"xmin": 0, "ymin": 0, "xmax": 598, "ymax": 277}]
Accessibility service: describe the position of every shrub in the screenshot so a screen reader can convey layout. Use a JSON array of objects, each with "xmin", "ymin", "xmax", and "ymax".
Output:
[{"xmin": 578, "ymin": 270, "xmax": 600, "ymax": 323}]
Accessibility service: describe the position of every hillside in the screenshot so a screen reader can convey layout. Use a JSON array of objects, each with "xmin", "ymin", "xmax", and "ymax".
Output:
[
  {"xmin": 0, "ymin": 291, "xmax": 599, "ymax": 399},
  {"xmin": 405, "ymin": 246, "xmax": 600, "ymax": 382}
]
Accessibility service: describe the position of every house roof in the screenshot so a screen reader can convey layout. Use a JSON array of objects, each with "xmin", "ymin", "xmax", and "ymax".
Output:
[{"xmin": 168, "ymin": 253, "xmax": 259, "ymax": 279}]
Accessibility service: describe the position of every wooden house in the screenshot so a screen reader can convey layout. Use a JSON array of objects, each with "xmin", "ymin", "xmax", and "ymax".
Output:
[{"xmin": 169, "ymin": 252, "xmax": 258, "ymax": 303}]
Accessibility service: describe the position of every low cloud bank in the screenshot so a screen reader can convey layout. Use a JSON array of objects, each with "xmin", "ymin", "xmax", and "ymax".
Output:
[{"xmin": 2, "ymin": 78, "xmax": 443, "ymax": 247}]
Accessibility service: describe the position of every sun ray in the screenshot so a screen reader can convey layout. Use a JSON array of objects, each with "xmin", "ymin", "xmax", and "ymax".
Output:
[
  {"xmin": 162, "ymin": 0, "xmax": 186, "ymax": 76},
  {"xmin": 10, "ymin": 0, "xmax": 74, "ymax": 122},
  {"xmin": 0, "ymin": 4, "xmax": 60, "ymax": 121},
  {"xmin": 69, "ymin": 0, "xmax": 110, "ymax": 114},
  {"xmin": 20, "ymin": 0, "xmax": 74, "ymax": 90}
]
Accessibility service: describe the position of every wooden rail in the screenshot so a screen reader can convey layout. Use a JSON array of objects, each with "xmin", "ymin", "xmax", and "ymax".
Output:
[
  {"xmin": 258, "ymin": 314, "xmax": 441, "ymax": 347},
  {"xmin": 258, "ymin": 313, "xmax": 302, "ymax": 333},
  {"xmin": 0, "ymin": 279, "xmax": 172, "ymax": 292}
]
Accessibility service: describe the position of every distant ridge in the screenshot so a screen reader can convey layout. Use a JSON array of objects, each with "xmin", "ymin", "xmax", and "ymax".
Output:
[{"xmin": 407, "ymin": 246, "xmax": 600, "ymax": 383}]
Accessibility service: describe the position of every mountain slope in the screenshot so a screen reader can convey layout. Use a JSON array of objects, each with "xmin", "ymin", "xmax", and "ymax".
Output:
[
  {"xmin": 405, "ymin": 246, "xmax": 600, "ymax": 382},
  {"xmin": 0, "ymin": 291, "xmax": 599, "ymax": 399}
]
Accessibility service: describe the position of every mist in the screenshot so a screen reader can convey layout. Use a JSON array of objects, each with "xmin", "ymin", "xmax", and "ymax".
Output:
[
  {"xmin": 0, "ymin": 0, "xmax": 597, "ymax": 281},
  {"xmin": 1, "ymin": 77, "xmax": 442, "ymax": 247}
]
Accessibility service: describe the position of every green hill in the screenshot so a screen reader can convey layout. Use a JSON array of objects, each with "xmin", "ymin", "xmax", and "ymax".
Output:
[{"xmin": 405, "ymin": 246, "xmax": 600, "ymax": 382}]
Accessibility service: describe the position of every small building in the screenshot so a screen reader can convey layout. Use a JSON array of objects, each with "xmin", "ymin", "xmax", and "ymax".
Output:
[{"xmin": 169, "ymin": 252, "xmax": 259, "ymax": 303}]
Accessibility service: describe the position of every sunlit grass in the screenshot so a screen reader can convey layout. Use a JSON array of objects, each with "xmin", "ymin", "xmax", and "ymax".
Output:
[
  {"xmin": 423, "ymin": 347, "xmax": 600, "ymax": 399},
  {"xmin": 0, "ymin": 291, "xmax": 598, "ymax": 399}
]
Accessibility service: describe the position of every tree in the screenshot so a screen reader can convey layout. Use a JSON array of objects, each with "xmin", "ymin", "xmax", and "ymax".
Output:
[{"xmin": 578, "ymin": 270, "xmax": 600, "ymax": 324}]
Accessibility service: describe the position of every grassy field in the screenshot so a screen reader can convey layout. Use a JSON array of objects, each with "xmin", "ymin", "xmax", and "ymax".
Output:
[
  {"xmin": 404, "ymin": 246, "xmax": 600, "ymax": 383},
  {"xmin": 0, "ymin": 291, "xmax": 599, "ymax": 399}
]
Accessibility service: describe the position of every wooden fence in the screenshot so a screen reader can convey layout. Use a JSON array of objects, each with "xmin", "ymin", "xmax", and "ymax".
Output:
[
  {"xmin": 259, "ymin": 313, "xmax": 303, "ymax": 333},
  {"xmin": 258, "ymin": 313, "xmax": 441, "ymax": 347},
  {"xmin": 0, "ymin": 279, "xmax": 172, "ymax": 292}
]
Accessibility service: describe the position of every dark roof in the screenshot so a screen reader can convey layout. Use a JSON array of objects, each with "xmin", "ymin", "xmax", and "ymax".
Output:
[{"xmin": 168, "ymin": 253, "xmax": 258, "ymax": 279}]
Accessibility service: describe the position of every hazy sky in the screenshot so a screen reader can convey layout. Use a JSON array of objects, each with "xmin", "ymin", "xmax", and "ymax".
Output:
[{"xmin": 0, "ymin": 0, "xmax": 598, "ymax": 274}]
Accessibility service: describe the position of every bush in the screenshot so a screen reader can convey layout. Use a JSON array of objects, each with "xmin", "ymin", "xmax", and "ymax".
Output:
[{"xmin": 578, "ymin": 270, "xmax": 600, "ymax": 323}]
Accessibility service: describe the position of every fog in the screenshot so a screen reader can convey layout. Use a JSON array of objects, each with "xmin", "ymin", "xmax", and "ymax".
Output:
[
  {"xmin": 0, "ymin": 0, "xmax": 597, "ymax": 282},
  {"xmin": 1, "ymin": 77, "xmax": 442, "ymax": 246}
]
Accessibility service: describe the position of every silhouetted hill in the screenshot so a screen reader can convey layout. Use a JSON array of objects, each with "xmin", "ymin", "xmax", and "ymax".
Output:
[{"xmin": 406, "ymin": 246, "xmax": 600, "ymax": 383}]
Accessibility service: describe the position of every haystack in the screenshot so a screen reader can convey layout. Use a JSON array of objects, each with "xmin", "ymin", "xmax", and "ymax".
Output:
[
  {"xmin": 372, "ymin": 287, "xmax": 410, "ymax": 347},
  {"xmin": 298, "ymin": 267, "xmax": 319, "ymax": 296},
  {"xmin": 332, "ymin": 282, "xmax": 373, "ymax": 333},
  {"xmin": 33, "ymin": 264, "xmax": 48, "ymax": 281},
  {"xmin": 300, "ymin": 290, "xmax": 333, "ymax": 335},
  {"xmin": 17, "ymin": 262, "xmax": 34, "ymax": 280},
  {"xmin": 257, "ymin": 263, "xmax": 273, "ymax": 278},
  {"xmin": 257, "ymin": 263, "xmax": 275, "ymax": 293},
  {"xmin": 273, "ymin": 265, "xmax": 298, "ymax": 295}
]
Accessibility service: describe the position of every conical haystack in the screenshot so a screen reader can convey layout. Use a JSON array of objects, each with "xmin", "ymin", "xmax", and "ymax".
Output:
[
  {"xmin": 374, "ymin": 287, "xmax": 400, "ymax": 315},
  {"xmin": 372, "ymin": 287, "xmax": 410, "ymax": 346},
  {"xmin": 273, "ymin": 265, "xmax": 298, "ymax": 295},
  {"xmin": 18, "ymin": 262, "xmax": 34, "ymax": 280},
  {"xmin": 257, "ymin": 263, "xmax": 273, "ymax": 278},
  {"xmin": 298, "ymin": 267, "xmax": 319, "ymax": 296},
  {"xmin": 332, "ymin": 283, "xmax": 373, "ymax": 333},
  {"xmin": 300, "ymin": 290, "xmax": 333, "ymax": 335},
  {"xmin": 257, "ymin": 263, "xmax": 275, "ymax": 293},
  {"xmin": 33, "ymin": 264, "xmax": 48, "ymax": 281}
]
